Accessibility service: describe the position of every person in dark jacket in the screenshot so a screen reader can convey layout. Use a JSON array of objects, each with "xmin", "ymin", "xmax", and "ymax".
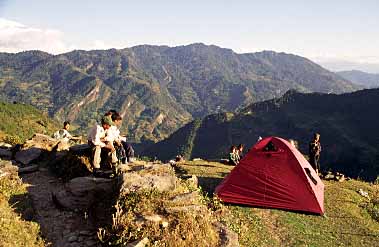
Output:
[{"xmin": 309, "ymin": 133, "xmax": 321, "ymax": 175}]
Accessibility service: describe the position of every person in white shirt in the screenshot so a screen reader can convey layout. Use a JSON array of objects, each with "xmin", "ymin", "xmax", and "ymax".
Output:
[
  {"xmin": 107, "ymin": 112, "xmax": 128, "ymax": 164},
  {"xmin": 53, "ymin": 121, "xmax": 81, "ymax": 142},
  {"xmin": 87, "ymin": 117, "xmax": 116, "ymax": 172}
]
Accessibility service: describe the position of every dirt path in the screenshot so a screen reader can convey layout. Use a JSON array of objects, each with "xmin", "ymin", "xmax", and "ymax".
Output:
[{"xmin": 21, "ymin": 170, "xmax": 101, "ymax": 247}]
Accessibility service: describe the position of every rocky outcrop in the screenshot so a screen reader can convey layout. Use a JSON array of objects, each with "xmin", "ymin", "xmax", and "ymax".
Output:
[
  {"xmin": 22, "ymin": 133, "xmax": 60, "ymax": 151},
  {"xmin": 15, "ymin": 147, "xmax": 42, "ymax": 165},
  {"xmin": 111, "ymin": 162, "xmax": 239, "ymax": 246},
  {"xmin": 120, "ymin": 164, "xmax": 177, "ymax": 194},
  {"xmin": 14, "ymin": 134, "xmax": 59, "ymax": 165},
  {"xmin": 52, "ymin": 176, "xmax": 115, "ymax": 211}
]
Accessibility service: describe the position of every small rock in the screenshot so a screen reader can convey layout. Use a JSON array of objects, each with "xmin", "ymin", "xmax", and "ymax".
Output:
[
  {"xmin": 126, "ymin": 237, "xmax": 149, "ymax": 247},
  {"xmin": 18, "ymin": 164, "xmax": 39, "ymax": 174},
  {"xmin": 214, "ymin": 222, "xmax": 239, "ymax": 247},
  {"xmin": 187, "ymin": 175, "xmax": 199, "ymax": 187},
  {"xmin": 119, "ymin": 164, "xmax": 132, "ymax": 172},
  {"xmin": 39, "ymin": 167, "xmax": 49, "ymax": 172},
  {"xmin": 170, "ymin": 191, "xmax": 200, "ymax": 204},
  {"xmin": 68, "ymin": 235, "xmax": 78, "ymax": 242},
  {"xmin": 358, "ymin": 189, "xmax": 370, "ymax": 199},
  {"xmin": 144, "ymin": 214, "xmax": 162, "ymax": 222},
  {"xmin": 169, "ymin": 160, "xmax": 176, "ymax": 165},
  {"xmin": 79, "ymin": 230, "xmax": 92, "ymax": 236},
  {"xmin": 0, "ymin": 142, "xmax": 12, "ymax": 148},
  {"xmin": 85, "ymin": 240, "xmax": 97, "ymax": 246},
  {"xmin": 161, "ymin": 221, "xmax": 169, "ymax": 228},
  {"xmin": 166, "ymin": 205, "xmax": 206, "ymax": 213},
  {"xmin": 0, "ymin": 159, "xmax": 19, "ymax": 176},
  {"xmin": 0, "ymin": 148, "xmax": 12, "ymax": 159}
]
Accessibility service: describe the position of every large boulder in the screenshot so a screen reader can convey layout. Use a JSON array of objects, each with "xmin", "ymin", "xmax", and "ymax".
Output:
[
  {"xmin": 15, "ymin": 147, "xmax": 42, "ymax": 165},
  {"xmin": 52, "ymin": 176, "xmax": 115, "ymax": 211},
  {"xmin": 120, "ymin": 164, "xmax": 177, "ymax": 194},
  {"xmin": 49, "ymin": 152, "xmax": 92, "ymax": 180},
  {"xmin": 15, "ymin": 134, "xmax": 60, "ymax": 165},
  {"xmin": 22, "ymin": 133, "xmax": 59, "ymax": 151}
]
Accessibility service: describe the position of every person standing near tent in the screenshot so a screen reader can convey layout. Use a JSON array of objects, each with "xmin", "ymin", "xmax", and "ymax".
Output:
[
  {"xmin": 309, "ymin": 133, "xmax": 322, "ymax": 175},
  {"xmin": 236, "ymin": 144, "xmax": 244, "ymax": 162},
  {"xmin": 229, "ymin": 146, "xmax": 238, "ymax": 166}
]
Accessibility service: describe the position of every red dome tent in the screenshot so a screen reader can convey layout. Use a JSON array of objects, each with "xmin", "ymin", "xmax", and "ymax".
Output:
[{"xmin": 216, "ymin": 137, "xmax": 324, "ymax": 215}]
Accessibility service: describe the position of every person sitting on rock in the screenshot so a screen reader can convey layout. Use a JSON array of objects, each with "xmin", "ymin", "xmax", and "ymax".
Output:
[
  {"xmin": 87, "ymin": 116, "xmax": 117, "ymax": 173},
  {"xmin": 53, "ymin": 121, "xmax": 81, "ymax": 142},
  {"xmin": 106, "ymin": 111, "xmax": 129, "ymax": 164}
]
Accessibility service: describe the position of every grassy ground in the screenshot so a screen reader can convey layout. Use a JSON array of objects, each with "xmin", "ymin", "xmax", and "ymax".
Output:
[
  {"xmin": 176, "ymin": 160, "xmax": 379, "ymax": 247},
  {"xmin": 0, "ymin": 101, "xmax": 60, "ymax": 144},
  {"xmin": 0, "ymin": 172, "xmax": 45, "ymax": 247}
]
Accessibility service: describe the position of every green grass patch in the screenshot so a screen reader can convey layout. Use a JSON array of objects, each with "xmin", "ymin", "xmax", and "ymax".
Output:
[
  {"xmin": 0, "ymin": 101, "xmax": 60, "ymax": 144},
  {"xmin": 176, "ymin": 160, "xmax": 379, "ymax": 247}
]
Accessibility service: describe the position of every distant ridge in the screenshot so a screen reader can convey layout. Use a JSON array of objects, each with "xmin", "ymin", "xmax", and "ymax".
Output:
[
  {"xmin": 0, "ymin": 43, "xmax": 358, "ymax": 142},
  {"xmin": 143, "ymin": 88, "xmax": 379, "ymax": 181},
  {"xmin": 337, "ymin": 70, "xmax": 379, "ymax": 88}
]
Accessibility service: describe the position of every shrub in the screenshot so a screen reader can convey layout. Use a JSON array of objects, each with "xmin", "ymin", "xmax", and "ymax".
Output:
[{"xmin": 3, "ymin": 135, "xmax": 22, "ymax": 145}]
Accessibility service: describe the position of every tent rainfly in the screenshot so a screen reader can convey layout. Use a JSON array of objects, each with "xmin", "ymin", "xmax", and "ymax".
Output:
[{"xmin": 216, "ymin": 137, "xmax": 324, "ymax": 215}]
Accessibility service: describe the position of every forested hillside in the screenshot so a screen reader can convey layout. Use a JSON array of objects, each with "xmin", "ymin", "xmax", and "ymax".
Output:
[
  {"xmin": 144, "ymin": 89, "xmax": 379, "ymax": 181},
  {"xmin": 0, "ymin": 44, "xmax": 357, "ymax": 142}
]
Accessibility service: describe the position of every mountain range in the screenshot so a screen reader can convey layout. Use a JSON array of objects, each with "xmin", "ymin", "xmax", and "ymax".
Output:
[
  {"xmin": 0, "ymin": 43, "xmax": 358, "ymax": 142},
  {"xmin": 337, "ymin": 70, "xmax": 379, "ymax": 88},
  {"xmin": 143, "ymin": 88, "xmax": 379, "ymax": 181}
]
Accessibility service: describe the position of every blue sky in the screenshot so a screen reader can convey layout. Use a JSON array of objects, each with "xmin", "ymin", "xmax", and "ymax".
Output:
[{"xmin": 1, "ymin": 0, "xmax": 379, "ymax": 72}]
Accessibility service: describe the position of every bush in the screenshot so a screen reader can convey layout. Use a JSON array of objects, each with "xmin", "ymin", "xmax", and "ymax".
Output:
[
  {"xmin": 366, "ymin": 190, "xmax": 379, "ymax": 222},
  {"xmin": 3, "ymin": 135, "xmax": 22, "ymax": 145}
]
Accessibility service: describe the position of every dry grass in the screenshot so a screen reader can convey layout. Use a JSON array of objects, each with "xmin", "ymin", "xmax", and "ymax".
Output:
[{"xmin": 0, "ymin": 174, "xmax": 45, "ymax": 247}]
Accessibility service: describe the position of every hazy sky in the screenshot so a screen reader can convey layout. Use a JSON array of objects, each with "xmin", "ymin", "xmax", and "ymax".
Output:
[{"xmin": 1, "ymin": 0, "xmax": 379, "ymax": 72}]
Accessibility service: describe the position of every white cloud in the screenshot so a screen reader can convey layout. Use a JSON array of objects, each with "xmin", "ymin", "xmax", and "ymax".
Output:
[
  {"xmin": 0, "ymin": 18, "xmax": 76, "ymax": 54},
  {"xmin": 0, "ymin": 18, "xmax": 129, "ymax": 54}
]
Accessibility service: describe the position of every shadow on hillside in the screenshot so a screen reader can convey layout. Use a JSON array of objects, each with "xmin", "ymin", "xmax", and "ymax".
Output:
[
  {"xmin": 9, "ymin": 193, "xmax": 37, "ymax": 222},
  {"xmin": 188, "ymin": 164, "xmax": 218, "ymax": 168},
  {"xmin": 197, "ymin": 177, "xmax": 223, "ymax": 195}
]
